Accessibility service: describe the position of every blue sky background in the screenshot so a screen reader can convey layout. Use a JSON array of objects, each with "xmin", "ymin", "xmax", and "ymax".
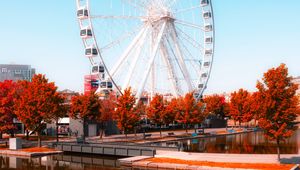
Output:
[{"xmin": 0, "ymin": 1, "xmax": 299, "ymax": 94}]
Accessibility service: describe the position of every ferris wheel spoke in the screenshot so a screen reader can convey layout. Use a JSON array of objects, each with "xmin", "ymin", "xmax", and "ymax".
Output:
[
  {"xmin": 136, "ymin": 22, "xmax": 167, "ymax": 102},
  {"xmin": 90, "ymin": 15, "xmax": 142, "ymax": 19},
  {"xmin": 110, "ymin": 25, "xmax": 148, "ymax": 77},
  {"xmin": 175, "ymin": 26, "xmax": 204, "ymax": 52},
  {"xmin": 174, "ymin": 5, "xmax": 201, "ymax": 14},
  {"xmin": 122, "ymin": 0, "xmax": 147, "ymax": 11},
  {"xmin": 174, "ymin": 19, "xmax": 203, "ymax": 30},
  {"xmin": 123, "ymin": 27, "xmax": 149, "ymax": 89},
  {"xmin": 160, "ymin": 41, "xmax": 180, "ymax": 97},
  {"xmin": 100, "ymin": 26, "xmax": 142, "ymax": 51},
  {"xmin": 169, "ymin": 23, "xmax": 194, "ymax": 91},
  {"xmin": 178, "ymin": 38, "xmax": 202, "ymax": 76}
]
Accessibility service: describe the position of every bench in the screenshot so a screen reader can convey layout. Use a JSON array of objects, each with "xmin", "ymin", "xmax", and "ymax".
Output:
[
  {"xmin": 197, "ymin": 129, "xmax": 204, "ymax": 134},
  {"xmin": 76, "ymin": 137, "xmax": 84, "ymax": 144},
  {"xmin": 143, "ymin": 134, "xmax": 152, "ymax": 139},
  {"xmin": 168, "ymin": 132, "xmax": 175, "ymax": 136}
]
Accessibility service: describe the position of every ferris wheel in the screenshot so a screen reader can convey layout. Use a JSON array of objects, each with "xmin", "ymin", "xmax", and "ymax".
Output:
[{"xmin": 76, "ymin": 0, "xmax": 215, "ymax": 100}]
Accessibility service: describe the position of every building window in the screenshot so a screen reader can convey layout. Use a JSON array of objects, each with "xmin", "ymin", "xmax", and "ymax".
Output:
[
  {"xmin": 15, "ymin": 70, "xmax": 21, "ymax": 74},
  {"xmin": 1, "ymin": 68, "xmax": 7, "ymax": 73}
]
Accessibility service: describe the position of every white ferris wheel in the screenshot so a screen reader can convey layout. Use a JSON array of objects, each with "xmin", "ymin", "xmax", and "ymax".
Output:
[{"xmin": 76, "ymin": 0, "xmax": 215, "ymax": 100}]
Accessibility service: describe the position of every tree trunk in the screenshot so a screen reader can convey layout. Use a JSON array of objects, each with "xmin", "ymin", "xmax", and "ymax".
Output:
[
  {"xmin": 276, "ymin": 139, "xmax": 281, "ymax": 161},
  {"xmin": 26, "ymin": 130, "xmax": 29, "ymax": 140},
  {"xmin": 0, "ymin": 132, "xmax": 2, "ymax": 139},
  {"xmin": 82, "ymin": 118, "xmax": 86, "ymax": 143},
  {"xmin": 159, "ymin": 125, "xmax": 162, "ymax": 137},
  {"xmin": 37, "ymin": 132, "xmax": 41, "ymax": 147},
  {"xmin": 125, "ymin": 129, "xmax": 127, "ymax": 142},
  {"xmin": 134, "ymin": 127, "xmax": 137, "ymax": 139},
  {"xmin": 99, "ymin": 129, "xmax": 104, "ymax": 139},
  {"xmin": 185, "ymin": 123, "xmax": 188, "ymax": 133},
  {"xmin": 99, "ymin": 122, "xmax": 104, "ymax": 140},
  {"xmin": 56, "ymin": 119, "xmax": 59, "ymax": 143}
]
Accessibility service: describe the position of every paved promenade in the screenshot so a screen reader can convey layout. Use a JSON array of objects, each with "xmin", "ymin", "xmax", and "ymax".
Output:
[{"xmin": 156, "ymin": 150, "xmax": 300, "ymax": 164}]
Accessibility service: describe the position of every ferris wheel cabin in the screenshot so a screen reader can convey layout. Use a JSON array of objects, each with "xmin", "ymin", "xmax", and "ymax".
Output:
[
  {"xmin": 203, "ymin": 11, "xmax": 212, "ymax": 19},
  {"xmin": 77, "ymin": 8, "xmax": 88, "ymax": 20},
  {"xmin": 80, "ymin": 28, "xmax": 92, "ymax": 39},
  {"xmin": 92, "ymin": 64, "xmax": 105, "ymax": 79},
  {"xmin": 201, "ymin": 0, "xmax": 209, "ymax": 6},
  {"xmin": 85, "ymin": 46, "xmax": 98, "ymax": 57},
  {"xmin": 205, "ymin": 37, "xmax": 213, "ymax": 44},
  {"xmin": 205, "ymin": 49, "xmax": 213, "ymax": 55},
  {"xmin": 204, "ymin": 24, "xmax": 213, "ymax": 32},
  {"xmin": 100, "ymin": 80, "xmax": 113, "ymax": 89}
]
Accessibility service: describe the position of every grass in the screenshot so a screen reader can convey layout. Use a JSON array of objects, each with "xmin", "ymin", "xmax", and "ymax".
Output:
[{"xmin": 147, "ymin": 158, "xmax": 294, "ymax": 170}]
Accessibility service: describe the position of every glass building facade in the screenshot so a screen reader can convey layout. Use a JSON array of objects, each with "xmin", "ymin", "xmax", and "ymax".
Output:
[{"xmin": 0, "ymin": 64, "xmax": 35, "ymax": 82}]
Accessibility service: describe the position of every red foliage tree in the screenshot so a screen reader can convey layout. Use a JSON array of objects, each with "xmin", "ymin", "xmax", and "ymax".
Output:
[
  {"xmin": 14, "ymin": 74, "xmax": 65, "ymax": 147},
  {"xmin": 176, "ymin": 93, "xmax": 205, "ymax": 133},
  {"xmin": 114, "ymin": 88, "xmax": 140, "ymax": 138},
  {"xmin": 203, "ymin": 94, "xmax": 228, "ymax": 119},
  {"xmin": 163, "ymin": 98, "xmax": 179, "ymax": 128},
  {"xmin": 229, "ymin": 89, "xmax": 252, "ymax": 126},
  {"xmin": 256, "ymin": 64, "xmax": 300, "ymax": 160},
  {"xmin": 147, "ymin": 94, "xmax": 165, "ymax": 137},
  {"xmin": 0, "ymin": 80, "xmax": 17, "ymax": 138},
  {"xmin": 249, "ymin": 91, "xmax": 262, "ymax": 126},
  {"xmin": 98, "ymin": 93, "xmax": 116, "ymax": 139},
  {"xmin": 70, "ymin": 91, "xmax": 100, "ymax": 141}
]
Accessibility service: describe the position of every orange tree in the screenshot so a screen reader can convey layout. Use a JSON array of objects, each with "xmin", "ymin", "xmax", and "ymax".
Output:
[
  {"xmin": 70, "ymin": 91, "xmax": 100, "ymax": 141},
  {"xmin": 176, "ymin": 93, "xmax": 204, "ymax": 133},
  {"xmin": 163, "ymin": 98, "xmax": 179, "ymax": 130},
  {"xmin": 114, "ymin": 88, "xmax": 140, "ymax": 138},
  {"xmin": 256, "ymin": 64, "xmax": 300, "ymax": 160},
  {"xmin": 98, "ymin": 93, "xmax": 116, "ymax": 139},
  {"xmin": 229, "ymin": 89, "xmax": 252, "ymax": 126},
  {"xmin": 14, "ymin": 74, "xmax": 65, "ymax": 147},
  {"xmin": 133, "ymin": 100, "xmax": 146, "ymax": 136},
  {"xmin": 203, "ymin": 94, "xmax": 228, "ymax": 119},
  {"xmin": 0, "ymin": 80, "xmax": 18, "ymax": 138},
  {"xmin": 147, "ymin": 94, "xmax": 165, "ymax": 137},
  {"xmin": 249, "ymin": 91, "xmax": 262, "ymax": 126}
]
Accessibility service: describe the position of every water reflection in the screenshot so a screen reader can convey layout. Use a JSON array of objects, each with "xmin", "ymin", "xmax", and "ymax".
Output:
[
  {"xmin": 0, "ymin": 153, "xmax": 121, "ymax": 170},
  {"xmin": 155, "ymin": 129, "xmax": 300, "ymax": 154}
]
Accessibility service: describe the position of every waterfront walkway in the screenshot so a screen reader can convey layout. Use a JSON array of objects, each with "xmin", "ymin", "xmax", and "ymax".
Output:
[{"xmin": 156, "ymin": 150, "xmax": 300, "ymax": 164}]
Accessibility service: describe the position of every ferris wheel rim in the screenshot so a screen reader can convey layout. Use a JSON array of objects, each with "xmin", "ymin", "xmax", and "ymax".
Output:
[{"xmin": 76, "ymin": 0, "xmax": 215, "ymax": 100}]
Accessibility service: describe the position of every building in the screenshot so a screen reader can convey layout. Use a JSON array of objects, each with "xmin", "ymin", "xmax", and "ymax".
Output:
[
  {"xmin": 84, "ymin": 74, "xmax": 99, "ymax": 94},
  {"xmin": 0, "ymin": 64, "xmax": 35, "ymax": 82},
  {"xmin": 292, "ymin": 76, "xmax": 300, "ymax": 95},
  {"xmin": 292, "ymin": 76, "xmax": 300, "ymax": 124}
]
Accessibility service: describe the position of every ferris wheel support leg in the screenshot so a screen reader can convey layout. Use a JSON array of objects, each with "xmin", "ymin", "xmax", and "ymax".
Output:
[
  {"xmin": 150, "ymin": 32, "xmax": 155, "ymax": 100},
  {"xmin": 110, "ymin": 26, "xmax": 147, "ymax": 77},
  {"xmin": 136, "ymin": 22, "xmax": 167, "ymax": 103},
  {"xmin": 170, "ymin": 23, "xmax": 193, "ymax": 91},
  {"xmin": 160, "ymin": 42, "xmax": 180, "ymax": 97},
  {"xmin": 123, "ymin": 27, "xmax": 149, "ymax": 89}
]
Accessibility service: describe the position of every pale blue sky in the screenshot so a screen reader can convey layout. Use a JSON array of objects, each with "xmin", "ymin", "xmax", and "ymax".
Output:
[{"xmin": 0, "ymin": 1, "xmax": 299, "ymax": 94}]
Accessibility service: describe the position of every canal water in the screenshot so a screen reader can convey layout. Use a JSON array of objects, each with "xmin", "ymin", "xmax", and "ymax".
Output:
[
  {"xmin": 0, "ymin": 153, "xmax": 122, "ymax": 170},
  {"xmin": 1, "ymin": 129, "xmax": 299, "ymax": 169},
  {"xmin": 153, "ymin": 129, "xmax": 300, "ymax": 154}
]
